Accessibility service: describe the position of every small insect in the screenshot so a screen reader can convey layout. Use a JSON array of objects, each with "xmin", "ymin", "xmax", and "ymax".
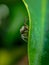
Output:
[{"xmin": 20, "ymin": 17, "xmax": 29, "ymax": 42}]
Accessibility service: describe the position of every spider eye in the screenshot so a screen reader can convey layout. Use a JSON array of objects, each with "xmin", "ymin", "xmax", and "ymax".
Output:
[{"xmin": 20, "ymin": 26, "xmax": 25, "ymax": 34}]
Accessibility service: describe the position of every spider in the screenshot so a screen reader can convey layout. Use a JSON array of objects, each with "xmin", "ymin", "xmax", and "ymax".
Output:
[{"xmin": 20, "ymin": 17, "xmax": 29, "ymax": 42}]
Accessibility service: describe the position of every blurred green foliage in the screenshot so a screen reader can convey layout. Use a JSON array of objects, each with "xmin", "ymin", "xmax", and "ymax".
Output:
[{"xmin": 0, "ymin": 0, "xmax": 28, "ymax": 65}]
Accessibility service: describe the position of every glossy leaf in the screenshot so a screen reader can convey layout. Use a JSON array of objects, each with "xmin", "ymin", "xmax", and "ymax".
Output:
[{"xmin": 23, "ymin": 0, "xmax": 49, "ymax": 65}]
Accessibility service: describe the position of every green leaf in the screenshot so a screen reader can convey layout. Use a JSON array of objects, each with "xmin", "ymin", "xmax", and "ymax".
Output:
[{"xmin": 23, "ymin": 0, "xmax": 49, "ymax": 65}]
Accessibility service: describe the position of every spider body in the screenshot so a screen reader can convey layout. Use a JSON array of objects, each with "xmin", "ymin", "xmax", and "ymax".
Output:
[{"xmin": 20, "ymin": 20, "xmax": 29, "ymax": 42}]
